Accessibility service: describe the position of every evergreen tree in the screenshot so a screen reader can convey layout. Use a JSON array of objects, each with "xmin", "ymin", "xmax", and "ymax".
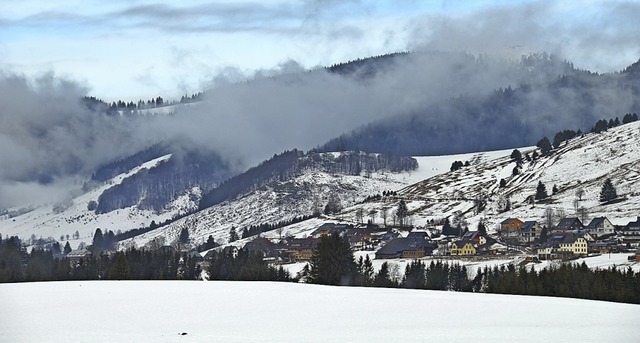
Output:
[
  {"xmin": 91, "ymin": 229, "xmax": 104, "ymax": 253},
  {"xmin": 552, "ymin": 184, "xmax": 559, "ymax": 194},
  {"xmin": 179, "ymin": 227, "xmax": 190, "ymax": 244},
  {"xmin": 229, "ymin": 227, "xmax": 239, "ymax": 243},
  {"xmin": 499, "ymin": 178, "xmax": 507, "ymax": 188},
  {"xmin": 478, "ymin": 221, "xmax": 487, "ymax": 236},
  {"xmin": 535, "ymin": 181, "xmax": 548, "ymax": 200},
  {"xmin": 536, "ymin": 136, "xmax": 552, "ymax": 155},
  {"xmin": 362, "ymin": 255, "xmax": 374, "ymax": 286},
  {"xmin": 402, "ymin": 260, "xmax": 426, "ymax": 289},
  {"xmin": 396, "ymin": 200, "xmax": 409, "ymax": 226},
  {"xmin": 308, "ymin": 234, "xmax": 356, "ymax": 285},
  {"xmin": 510, "ymin": 149, "xmax": 522, "ymax": 163},
  {"xmin": 373, "ymin": 262, "xmax": 396, "ymax": 288},
  {"xmin": 599, "ymin": 178, "xmax": 617, "ymax": 203},
  {"xmin": 108, "ymin": 252, "xmax": 131, "ymax": 280},
  {"xmin": 63, "ymin": 241, "xmax": 72, "ymax": 254}
]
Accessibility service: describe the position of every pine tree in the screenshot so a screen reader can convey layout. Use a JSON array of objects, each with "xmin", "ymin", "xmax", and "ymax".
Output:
[
  {"xmin": 478, "ymin": 221, "xmax": 487, "ymax": 236},
  {"xmin": 63, "ymin": 241, "xmax": 72, "ymax": 254},
  {"xmin": 108, "ymin": 252, "xmax": 131, "ymax": 280},
  {"xmin": 537, "ymin": 136, "xmax": 552, "ymax": 155},
  {"xmin": 599, "ymin": 178, "xmax": 617, "ymax": 203},
  {"xmin": 229, "ymin": 227, "xmax": 239, "ymax": 243},
  {"xmin": 91, "ymin": 229, "xmax": 104, "ymax": 253},
  {"xmin": 510, "ymin": 149, "xmax": 522, "ymax": 163},
  {"xmin": 179, "ymin": 227, "xmax": 190, "ymax": 244},
  {"xmin": 535, "ymin": 181, "xmax": 548, "ymax": 200},
  {"xmin": 308, "ymin": 234, "xmax": 356, "ymax": 285},
  {"xmin": 396, "ymin": 200, "xmax": 409, "ymax": 226}
]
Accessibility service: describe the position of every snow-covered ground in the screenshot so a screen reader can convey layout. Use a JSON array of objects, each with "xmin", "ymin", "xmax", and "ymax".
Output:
[
  {"xmin": 1, "ymin": 281, "xmax": 638, "ymax": 342},
  {"xmin": 0, "ymin": 155, "xmax": 179, "ymax": 243},
  {"xmin": 128, "ymin": 149, "xmax": 518, "ymax": 249}
]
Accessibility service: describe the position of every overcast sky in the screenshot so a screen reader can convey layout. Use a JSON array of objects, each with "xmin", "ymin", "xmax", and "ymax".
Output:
[{"xmin": 2, "ymin": 0, "xmax": 639, "ymax": 101}]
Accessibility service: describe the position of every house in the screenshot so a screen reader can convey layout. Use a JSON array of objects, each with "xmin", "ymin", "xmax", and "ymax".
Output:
[
  {"xmin": 500, "ymin": 218, "xmax": 523, "ymax": 239},
  {"xmin": 185, "ymin": 250, "xmax": 205, "ymax": 263},
  {"xmin": 450, "ymin": 240, "xmax": 476, "ymax": 256},
  {"xmin": 519, "ymin": 221, "xmax": 541, "ymax": 243},
  {"xmin": 284, "ymin": 238, "xmax": 319, "ymax": 262},
  {"xmin": 536, "ymin": 232, "xmax": 588, "ymax": 260},
  {"xmin": 309, "ymin": 223, "xmax": 354, "ymax": 238},
  {"xmin": 221, "ymin": 245, "xmax": 240, "ymax": 258},
  {"xmin": 376, "ymin": 230, "xmax": 401, "ymax": 244},
  {"xmin": 407, "ymin": 231, "xmax": 430, "ymax": 240},
  {"xmin": 589, "ymin": 241, "xmax": 619, "ymax": 254},
  {"xmin": 66, "ymin": 249, "xmax": 92, "ymax": 266},
  {"xmin": 244, "ymin": 237, "xmax": 277, "ymax": 258},
  {"xmin": 461, "ymin": 231, "xmax": 487, "ymax": 246},
  {"xmin": 635, "ymin": 248, "xmax": 640, "ymax": 262},
  {"xmin": 554, "ymin": 218, "xmax": 584, "ymax": 232},
  {"xmin": 375, "ymin": 238, "xmax": 435, "ymax": 259},
  {"xmin": 585, "ymin": 217, "xmax": 615, "ymax": 237},
  {"xmin": 619, "ymin": 217, "xmax": 640, "ymax": 246}
]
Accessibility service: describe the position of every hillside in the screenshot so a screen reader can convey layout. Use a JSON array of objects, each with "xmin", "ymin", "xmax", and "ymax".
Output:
[
  {"xmin": 2, "ymin": 281, "xmax": 638, "ymax": 342},
  {"xmin": 321, "ymin": 57, "xmax": 640, "ymax": 156},
  {"xmin": 337, "ymin": 120, "xmax": 640, "ymax": 232},
  {"xmin": 123, "ymin": 149, "xmax": 512, "ymax": 248},
  {"xmin": 0, "ymin": 155, "xmax": 199, "ymax": 245}
]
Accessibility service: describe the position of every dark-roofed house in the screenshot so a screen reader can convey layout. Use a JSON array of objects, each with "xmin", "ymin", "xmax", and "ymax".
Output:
[
  {"xmin": 375, "ymin": 238, "xmax": 435, "ymax": 259},
  {"xmin": 519, "ymin": 221, "xmax": 541, "ymax": 243},
  {"xmin": 536, "ymin": 232, "xmax": 587, "ymax": 260},
  {"xmin": 554, "ymin": 218, "xmax": 584, "ymax": 232},
  {"xmin": 66, "ymin": 249, "xmax": 92, "ymax": 266},
  {"xmin": 310, "ymin": 223, "xmax": 354, "ymax": 238},
  {"xmin": 244, "ymin": 237, "xmax": 277, "ymax": 258},
  {"xmin": 619, "ymin": 217, "xmax": 640, "ymax": 246},
  {"xmin": 585, "ymin": 217, "xmax": 615, "ymax": 237},
  {"xmin": 285, "ymin": 238, "xmax": 319, "ymax": 262},
  {"xmin": 450, "ymin": 240, "xmax": 476, "ymax": 256},
  {"xmin": 407, "ymin": 231, "xmax": 430, "ymax": 240},
  {"xmin": 461, "ymin": 231, "xmax": 487, "ymax": 246},
  {"xmin": 500, "ymin": 218, "xmax": 523, "ymax": 240}
]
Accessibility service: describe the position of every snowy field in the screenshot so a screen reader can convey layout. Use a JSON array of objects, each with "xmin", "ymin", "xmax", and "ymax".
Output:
[{"xmin": 1, "ymin": 281, "xmax": 638, "ymax": 342}]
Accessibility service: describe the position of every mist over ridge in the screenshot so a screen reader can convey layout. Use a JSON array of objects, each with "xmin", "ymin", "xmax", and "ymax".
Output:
[{"xmin": 1, "ymin": 51, "xmax": 639, "ymax": 209}]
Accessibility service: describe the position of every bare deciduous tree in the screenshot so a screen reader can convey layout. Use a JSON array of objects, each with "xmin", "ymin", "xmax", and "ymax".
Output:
[{"xmin": 544, "ymin": 207, "xmax": 555, "ymax": 228}]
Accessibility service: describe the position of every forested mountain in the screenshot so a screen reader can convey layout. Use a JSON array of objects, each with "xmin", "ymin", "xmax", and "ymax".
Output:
[
  {"xmin": 96, "ymin": 148, "xmax": 232, "ymax": 214},
  {"xmin": 199, "ymin": 150, "xmax": 417, "ymax": 209},
  {"xmin": 321, "ymin": 57, "xmax": 640, "ymax": 156}
]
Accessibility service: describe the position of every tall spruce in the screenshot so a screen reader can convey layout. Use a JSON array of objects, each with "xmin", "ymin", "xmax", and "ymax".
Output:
[
  {"xmin": 599, "ymin": 178, "xmax": 617, "ymax": 203},
  {"xmin": 308, "ymin": 234, "xmax": 356, "ymax": 285},
  {"xmin": 535, "ymin": 181, "xmax": 548, "ymax": 200}
]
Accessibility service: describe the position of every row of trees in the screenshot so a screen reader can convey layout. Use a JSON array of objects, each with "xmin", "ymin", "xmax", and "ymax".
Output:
[
  {"xmin": 4, "ymin": 232, "xmax": 639, "ymax": 303},
  {"xmin": 0, "ymin": 235, "xmax": 201, "ymax": 282},
  {"xmin": 536, "ymin": 113, "xmax": 638, "ymax": 156},
  {"xmin": 534, "ymin": 179, "xmax": 618, "ymax": 203}
]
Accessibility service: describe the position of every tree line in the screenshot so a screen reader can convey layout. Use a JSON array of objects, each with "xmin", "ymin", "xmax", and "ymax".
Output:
[{"xmin": 302, "ymin": 234, "xmax": 640, "ymax": 304}]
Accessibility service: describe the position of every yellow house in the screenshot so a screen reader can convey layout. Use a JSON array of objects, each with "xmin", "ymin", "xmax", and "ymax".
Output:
[
  {"xmin": 451, "ymin": 240, "xmax": 476, "ymax": 256},
  {"xmin": 558, "ymin": 235, "xmax": 588, "ymax": 256},
  {"xmin": 537, "ymin": 232, "xmax": 588, "ymax": 260}
]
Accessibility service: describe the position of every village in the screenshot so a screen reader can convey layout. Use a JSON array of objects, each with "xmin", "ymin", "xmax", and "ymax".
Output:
[{"xmin": 224, "ymin": 215, "xmax": 640, "ymax": 267}]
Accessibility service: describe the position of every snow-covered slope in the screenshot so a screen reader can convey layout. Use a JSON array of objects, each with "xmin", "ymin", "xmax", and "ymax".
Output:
[
  {"xmin": 125, "ymin": 150, "xmax": 511, "ymax": 248},
  {"xmin": 2, "ymin": 281, "xmax": 638, "ymax": 342},
  {"xmin": 0, "ymin": 154, "xmax": 199, "ymax": 247},
  {"xmin": 339, "ymin": 121, "xmax": 640, "ymax": 232}
]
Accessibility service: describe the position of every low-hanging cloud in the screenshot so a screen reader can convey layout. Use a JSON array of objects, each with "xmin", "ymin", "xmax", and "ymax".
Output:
[
  {"xmin": 407, "ymin": 0, "xmax": 640, "ymax": 72},
  {"xmin": 2, "ymin": 0, "xmax": 639, "ymax": 209}
]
